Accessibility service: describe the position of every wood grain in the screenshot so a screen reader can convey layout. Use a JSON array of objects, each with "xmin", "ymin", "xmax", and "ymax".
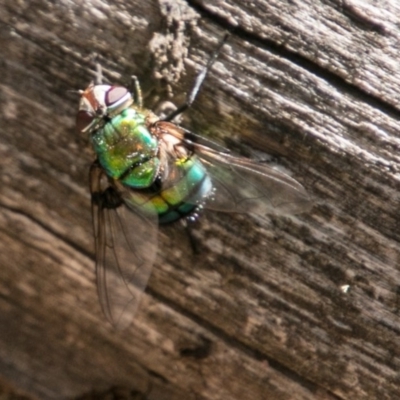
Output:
[{"xmin": 1, "ymin": 0, "xmax": 400, "ymax": 399}]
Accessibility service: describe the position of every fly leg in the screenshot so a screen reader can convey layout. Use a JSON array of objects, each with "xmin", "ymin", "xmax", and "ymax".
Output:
[
  {"xmin": 130, "ymin": 75, "xmax": 143, "ymax": 108},
  {"xmin": 181, "ymin": 218, "xmax": 201, "ymax": 256},
  {"xmin": 163, "ymin": 32, "xmax": 230, "ymax": 122},
  {"xmin": 94, "ymin": 63, "xmax": 104, "ymax": 85}
]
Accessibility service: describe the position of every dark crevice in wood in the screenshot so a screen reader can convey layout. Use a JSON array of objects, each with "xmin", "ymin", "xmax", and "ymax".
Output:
[
  {"xmin": 145, "ymin": 287, "xmax": 344, "ymax": 400},
  {"xmin": 186, "ymin": 0, "xmax": 400, "ymax": 120}
]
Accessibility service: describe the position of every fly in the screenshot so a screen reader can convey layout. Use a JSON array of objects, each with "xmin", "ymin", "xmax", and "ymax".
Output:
[{"xmin": 76, "ymin": 34, "xmax": 311, "ymax": 329}]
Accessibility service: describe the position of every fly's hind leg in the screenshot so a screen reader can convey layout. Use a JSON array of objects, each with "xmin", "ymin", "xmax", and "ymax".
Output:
[
  {"xmin": 163, "ymin": 32, "xmax": 230, "ymax": 122},
  {"xmin": 181, "ymin": 218, "xmax": 201, "ymax": 256}
]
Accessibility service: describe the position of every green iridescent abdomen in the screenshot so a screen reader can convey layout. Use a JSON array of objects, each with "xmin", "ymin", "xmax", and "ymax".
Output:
[
  {"xmin": 126, "ymin": 155, "xmax": 212, "ymax": 224},
  {"xmin": 91, "ymin": 107, "xmax": 159, "ymax": 188}
]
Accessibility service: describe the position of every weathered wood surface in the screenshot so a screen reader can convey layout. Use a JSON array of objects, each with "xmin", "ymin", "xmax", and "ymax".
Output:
[{"xmin": 1, "ymin": 0, "xmax": 400, "ymax": 399}]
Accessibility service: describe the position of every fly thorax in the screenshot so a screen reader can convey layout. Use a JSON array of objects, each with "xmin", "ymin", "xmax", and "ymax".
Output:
[{"xmin": 91, "ymin": 107, "xmax": 160, "ymax": 188}]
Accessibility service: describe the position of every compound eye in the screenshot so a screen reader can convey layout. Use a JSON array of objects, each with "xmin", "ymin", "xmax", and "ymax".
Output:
[
  {"xmin": 105, "ymin": 86, "xmax": 130, "ymax": 109},
  {"xmin": 76, "ymin": 110, "xmax": 95, "ymax": 133}
]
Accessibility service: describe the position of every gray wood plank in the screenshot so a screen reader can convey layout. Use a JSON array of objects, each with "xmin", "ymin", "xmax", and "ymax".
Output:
[{"xmin": 1, "ymin": 0, "xmax": 400, "ymax": 399}]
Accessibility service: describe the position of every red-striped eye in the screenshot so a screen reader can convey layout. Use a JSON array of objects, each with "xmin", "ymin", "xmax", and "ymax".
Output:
[
  {"xmin": 106, "ymin": 86, "xmax": 129, "ymax": 107},
  {"xmin": 76, "ymin": 110, "xmax": 94, "ymax": 133}
]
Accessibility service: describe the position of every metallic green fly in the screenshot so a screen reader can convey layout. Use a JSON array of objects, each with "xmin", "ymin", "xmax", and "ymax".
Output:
[{"xmin": 76, "ymin": 36, "xmax": 311, "ymax": 329}]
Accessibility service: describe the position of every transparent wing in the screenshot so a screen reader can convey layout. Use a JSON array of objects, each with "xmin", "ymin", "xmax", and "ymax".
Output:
[
  {"xmin": 90, "ymin": 163, "xmax": 158, "ymax": 330},
  {"xmin": 163, "ymin": 123, "xmax": 229, "ymax": 153},
  {"xmin": 195, "ymin": 148, "xmax": 312, "ymax": 215},
  {"xmin": 154, "ymin": 121, "xmax": 312, "ymax": 216}
]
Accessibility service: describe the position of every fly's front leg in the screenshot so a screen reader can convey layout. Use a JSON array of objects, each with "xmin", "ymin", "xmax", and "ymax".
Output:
[
  {"xmin": 130, "ymin": 75, "xmax": 143, "ymax": 108},
  {"xmin": 94, "ymin": 63, "xmax": 104, "ymax": 85}
]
